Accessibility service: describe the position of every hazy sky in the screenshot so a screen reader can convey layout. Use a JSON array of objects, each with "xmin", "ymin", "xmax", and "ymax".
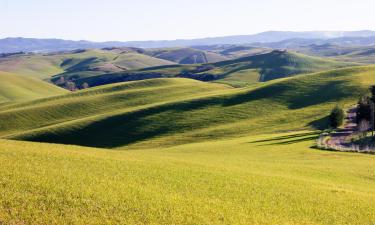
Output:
[{"xmin": 1, "ymin": 0, "xmax": 375, "ymax": 42}]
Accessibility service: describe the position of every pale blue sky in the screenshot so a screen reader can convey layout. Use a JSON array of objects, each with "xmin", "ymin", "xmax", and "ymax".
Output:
[{"xmin": 1, "ymin": 0, "xmax": 375, "ymax": 41}]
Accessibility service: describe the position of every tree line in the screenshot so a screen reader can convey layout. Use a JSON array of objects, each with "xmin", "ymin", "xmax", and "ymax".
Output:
[{"xmin": 329, "ymin": 85, "xmax": 375, "ymax": 138}]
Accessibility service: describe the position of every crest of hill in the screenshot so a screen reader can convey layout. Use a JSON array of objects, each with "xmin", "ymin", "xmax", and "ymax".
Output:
[
  {"xmin": 145, "ymin": 47, "xmax": 229, "ymax": 64},
  {"xmin": 0, "ymin": 71, "xmax": 67, "ymax": 103}
]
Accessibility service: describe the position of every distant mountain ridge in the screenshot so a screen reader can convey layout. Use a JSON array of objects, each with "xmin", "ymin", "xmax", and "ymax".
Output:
[{"xmin": 2, "ymin": 31, "xmax": 375, "ymax": 53}]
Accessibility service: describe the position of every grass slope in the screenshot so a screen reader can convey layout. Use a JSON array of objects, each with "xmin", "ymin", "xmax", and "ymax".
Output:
[
  {"xmin": 0, "ymin": 54, "xmax": 64, "ymax": 79},
  {"xmin": 0, "ymin": 78, "xmax": 231, "ymax": 138},
  {"xmin": 0, "ymin": 49, "xmax": 176, "ymax": 81},
  {"xmin": 0, "ymin": 132, "xmax": 374, "ymax": 224},
  {"xmin": 294, "ymin": 44, "xmax": 375, "ymax": 64},
  {"xmin": 2, "ymin": 66, "xmax": 374, "ymax": 149},
  {"xmin": 0, "ymin": 71, "xmax": 67, "ymax": 103},
  {"xmin": 67, "ymin": 50, "xmax": 353, "ymax": 89},
  {"xmin": 145, "ymin": 47, "xmax": 229, "ymax": 64}
]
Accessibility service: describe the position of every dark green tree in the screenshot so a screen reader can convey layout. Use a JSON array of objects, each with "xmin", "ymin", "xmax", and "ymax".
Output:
[
  {"xmin": 370, "ymin": 85, "xmax": 375, "ymax": 103},
  {"xmin": 357, "ymin": 96, "xmax": 372, "ymax": 122},
  {"xmin": 329, "ymin": 106, "xmax": 344, "ymax": 128}
]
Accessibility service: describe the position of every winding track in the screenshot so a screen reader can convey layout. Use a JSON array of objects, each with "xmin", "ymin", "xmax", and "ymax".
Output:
[{"xmin": 326, "ymin": 107, "xmax": 357, "ymax": 148}]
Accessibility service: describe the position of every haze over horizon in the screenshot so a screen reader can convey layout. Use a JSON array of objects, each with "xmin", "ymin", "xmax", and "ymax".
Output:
[{"xmin": 2, "ymin": 0, "xmax": 375, "ymax": 42}]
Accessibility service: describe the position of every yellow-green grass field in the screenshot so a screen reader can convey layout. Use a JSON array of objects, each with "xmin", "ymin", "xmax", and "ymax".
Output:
[{"xmin": 0, "ymin": 132, "xmax": 374, "ymax": 224}]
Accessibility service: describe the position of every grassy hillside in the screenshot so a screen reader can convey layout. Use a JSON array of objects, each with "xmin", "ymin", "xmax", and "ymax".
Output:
[
  {"xmin": 0, "ymin": 49, "xmax": 352, "ymax": 90},
  {"xmin": 0, "ymin": 132, "xmax": 374, "ymax": 224},
  {"xmin": 215, "ymin": 45, "xmax": 271, "ymax": 58},
  {"xmin": 0, "ymin": 78, "xmax": 231, "ymax": 138},
  {"xmin": 293, "ymin": 44, "xmax": 375, "ymax": 64},
  {"xmin": 0, "ymin": 53, "xmax": 64, "ymax": 79},
  {"xmin": 60, "ymin": 50, "xmax": 353, "ymax": 89},
  {"xmin": 210, "ymin": 50, "xmax": 354, "ymax": 82},
  {"xmin": 1, "ymin": 66, "xmax": 374, "ymax": 149},
  {"xmin": 145, "ymin": 47, "xmax": 229, "ymax": 64},
  {"xmin": 0, "ymin": 71, "xmax": 67, "ymax": 103},
  {"xmin": 0, "ymin": 49, "xmax": 176, "ymax": 82}
]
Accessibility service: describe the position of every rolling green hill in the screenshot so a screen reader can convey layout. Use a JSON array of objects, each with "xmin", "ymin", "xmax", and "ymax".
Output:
[
  {"xmin": 293, "ymin": 44, "xmax": 375, "ymax": 64},
  {"xmin": 0, "ymin": 49, "xmax": 176, "ymax": 82},
  {"xmin": 212, "ymin": 45, "xmax": 272, "ymax": 58},
  {"xmin": 0, "ymin": 71, "xmax": 67, "ymax": 103},
  {"xmin": 0, "ymin": 64, "xmax": 375, "ymax": 224},
  {"xmin": 0, "ymin": 78, "xmax": 232, "ymax": 138},
  {"xmin": 1, "ymin": 66, "xmax": 373, "ymax": 149},
  {"xmin": 55, "ymin": 50, "xmax": 354, "ymax": 89},
  {"xmin": 145, "ymin": 47, "xmax": 229, "ymax": 64}
]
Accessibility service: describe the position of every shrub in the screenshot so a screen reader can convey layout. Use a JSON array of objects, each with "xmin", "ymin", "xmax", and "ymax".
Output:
[{"xmin": 329, "ymin": 106, "xmax": 344, "ymax": 128}]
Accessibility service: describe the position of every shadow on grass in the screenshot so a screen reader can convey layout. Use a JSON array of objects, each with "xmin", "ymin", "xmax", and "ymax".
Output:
[
  {"xmin": 248, "ymin": 131, "xmax": 320, "ymax": 146},
  {"xmin": 308, "ymin": 116, "xmax": 329, "ymax": 130},
  {"xmin": 249, "ymin": 131, "xmax": 319, "ymax": 143}
]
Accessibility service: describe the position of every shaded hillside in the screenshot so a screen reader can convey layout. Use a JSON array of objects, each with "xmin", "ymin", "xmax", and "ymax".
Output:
[
  {"xmin": 2, "ymin": 66, "xmax": 373, "ymax": 148},
  {"xmin": 0, "ymin": 78, "xmax": 231, "ymax": 137}
]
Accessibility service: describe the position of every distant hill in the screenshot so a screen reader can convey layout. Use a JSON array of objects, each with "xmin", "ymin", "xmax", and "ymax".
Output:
[
  {"xmin": 52, "ymin": 50, "xmax": 353, "ymax": 88},
  {"xmin": 2, "ymin": 31, "xmax": 375, "ymax": 52},
  {"xmin": 254, "ymin": 36, "xmax": 375, "ymax": 49},
  {"xmin": 0, "ymin": 48, "xmax": 176, "ymax": 85},
  {"xmin": 285, "ymin": 44, "xmax": 375, "ymax": 64},
  {"xmin": 145, "ymin": 47, "xmax": 229, "ymax": 64}
]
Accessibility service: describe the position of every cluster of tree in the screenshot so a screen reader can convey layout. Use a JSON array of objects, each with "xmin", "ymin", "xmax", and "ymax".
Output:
[
  {"xmin": 64, "ymin": 81, "xmax": 90, "ymax": 91},
  {"xmin": 356, "ymin": 86, "xmax": 375, "ymax": 137}
]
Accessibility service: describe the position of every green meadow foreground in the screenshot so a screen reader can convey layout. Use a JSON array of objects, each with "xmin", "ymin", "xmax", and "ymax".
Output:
[
  {"xmin": 1, "ymin": 132, "xmax": 375, "ymax": 224},
  {"xmin": 0, "ymin": 63, "xmax": 375, "ymax": 224}
]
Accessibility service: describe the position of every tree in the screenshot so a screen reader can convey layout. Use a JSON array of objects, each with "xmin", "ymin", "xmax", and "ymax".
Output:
[
  {"xmin": 370, "ymin": 85, "xmax": 375, "ymax": 102},
  {"xmin": 329, "ymin": 106, "xmax": 344, "ymax": 128},
  {"xmin": 357, "ymin": 96, "xmax": 372, "ymax": 122},
  {"xmin": 65, "ymin": 81, "xmax": 76, "ymax": 91},
  {"xmin": 358, "ymin": 120, "xmax": 370, "ymax": 138},
  {"xmin": 81, "ymin": 82, "xmax": 90, "ymax": 89}
]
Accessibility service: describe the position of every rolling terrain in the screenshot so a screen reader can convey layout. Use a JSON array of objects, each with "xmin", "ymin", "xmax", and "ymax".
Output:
[
  {"xmin": 0, "ymin": 66, "xmax": 373, "ymax": 149},
  {"xmin": 145, "ymin": 47, "xmax": 229, "ymax": 64},
  {"xmin": 0, "ymin": 49, "xmax": 176, "ymax": 81},
  {"xmin": 53, "ymin": 50, "xmax": 353, "ymax": 88},
  {"xmin": 0, "ymin": 47, "xmax": 354, "ymax": 90},
  {"xmin": 0, "ymin": 63, "xmax": 374, "ymax": 224},
  {"xmin": 292, "ymin": 44, "xmax": 375, "ymax": 64},
  {"xmin": 1, "ymin": 42, "xmax": 375, "ymax": 224}
]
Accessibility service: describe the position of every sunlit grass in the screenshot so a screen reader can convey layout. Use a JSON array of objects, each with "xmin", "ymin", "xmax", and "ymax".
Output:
[{"xmin": 0, "ymin": 132, "xmax": 374, "ymax": 224}]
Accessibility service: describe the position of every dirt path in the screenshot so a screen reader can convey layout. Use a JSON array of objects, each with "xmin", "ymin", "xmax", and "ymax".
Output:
[{"xmin": 326, "ymin": 107, "xmax": 357, "ymax": 148}]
